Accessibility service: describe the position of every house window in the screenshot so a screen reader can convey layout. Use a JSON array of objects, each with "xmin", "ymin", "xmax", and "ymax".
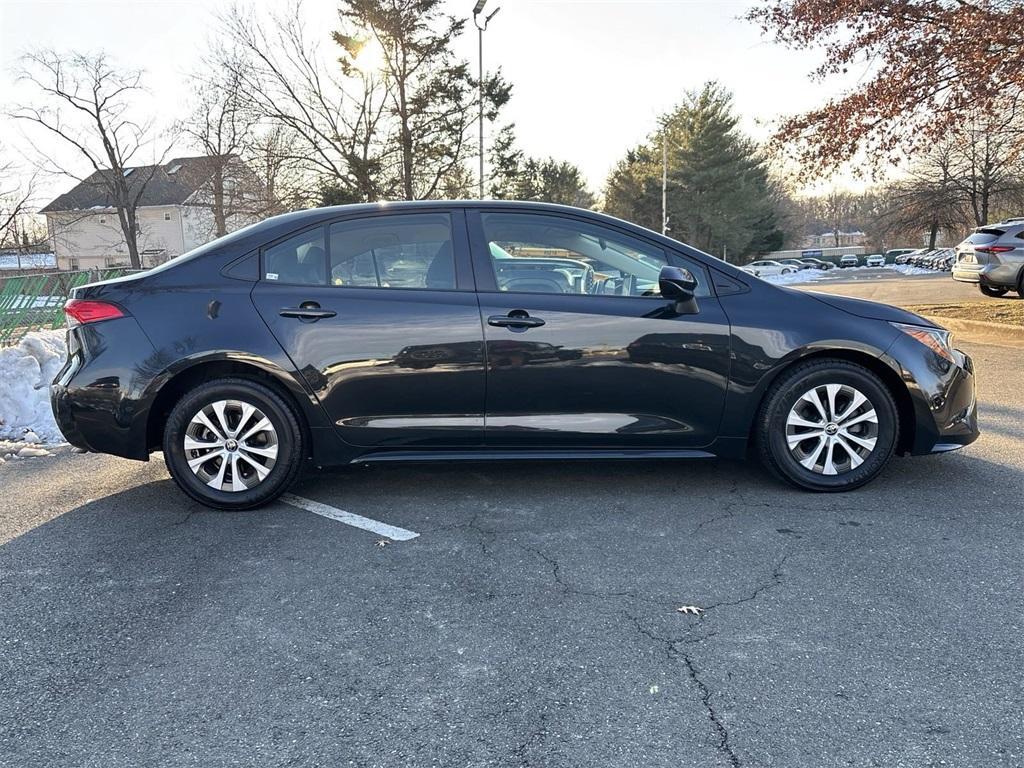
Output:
[
  {"xmin": 164, "ymin": 212, "xmax": 172, "ymax": 221},
  {"xmin": 99, "ymin": 216, "xmax": 107, "ymax": 224},
  {"xmin": 67, "ymin": 258, "xmax": 79, "ymax": 271},
  {"xmin": 104, "ymin": 256, "xmax": 127, "ymax": 268}
]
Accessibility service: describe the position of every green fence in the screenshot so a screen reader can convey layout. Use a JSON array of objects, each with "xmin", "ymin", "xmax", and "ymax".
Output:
[{"xmin": 0, "ymin": 269, "xmax": 136, "ymax": 346}]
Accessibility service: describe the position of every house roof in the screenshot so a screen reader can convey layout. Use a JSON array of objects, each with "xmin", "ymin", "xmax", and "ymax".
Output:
[{"xmin": 40, "ymin": 156, "xmax": 232, "ymax": 213}]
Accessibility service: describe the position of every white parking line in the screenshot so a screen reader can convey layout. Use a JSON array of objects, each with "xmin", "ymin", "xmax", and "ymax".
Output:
[{"xmin": 281, "ymin": 494, "xmax": 420, "ymax": 541}]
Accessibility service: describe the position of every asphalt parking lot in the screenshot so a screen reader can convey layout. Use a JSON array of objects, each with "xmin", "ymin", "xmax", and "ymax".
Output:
[{"xmin": 2, "ymin": 273, "xmax": 1022, "ymax": 767}]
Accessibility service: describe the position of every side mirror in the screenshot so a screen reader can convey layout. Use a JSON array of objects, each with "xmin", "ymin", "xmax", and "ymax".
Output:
[{"xmin": 659, "ymin": 265, "xmax": 697, "ymax": 301}]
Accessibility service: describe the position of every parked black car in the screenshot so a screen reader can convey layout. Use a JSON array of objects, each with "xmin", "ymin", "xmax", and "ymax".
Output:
[
  {"xmin": 799, "ymin": 258, "xmax": 834, "ymax": 270},
  {"xmin": 51, "ymin": 202, "xmax": 979, "ymax": 509}
]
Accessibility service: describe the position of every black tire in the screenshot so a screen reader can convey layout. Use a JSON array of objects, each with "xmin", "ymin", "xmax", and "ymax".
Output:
[
  {"xmin": 162, "ymin": 378, "xmax": 304, "ymax": 510},
  {"xmin": 756, "ymin": 359, "xmax": 898, "ymax": 492},
  {"xmin": 979, "ymin": 284, "xmax": 1009, "ymax": 298}
]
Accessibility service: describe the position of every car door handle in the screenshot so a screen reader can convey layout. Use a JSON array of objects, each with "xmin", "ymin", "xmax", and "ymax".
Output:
[
  {"xmin": 487, "ymin": 313, "xmax": 545, "ymax": 329},
  {"xmin": 279, "ymin": 304, "xmax": 336, "ymax": 321}
]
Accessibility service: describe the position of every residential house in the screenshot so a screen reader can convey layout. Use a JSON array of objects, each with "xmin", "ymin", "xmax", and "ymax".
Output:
[
  {"xmin": 803, "ymin": 230, "xmax": 868, "ymax": 249},
  {"xmin": 41, "ymin": 155, "xmax": 266, "ymax": 270}
]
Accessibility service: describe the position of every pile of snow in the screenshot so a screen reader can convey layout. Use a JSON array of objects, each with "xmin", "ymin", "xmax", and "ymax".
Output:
[
  {"xmin": 0, "ymin": 330, "xmax": 67, "ymax": 445},
  {"xmin": 757, "ymin": 268, "xmax": 829, "ymax": 285},
  {"xmin": 889, "ymin": 264, "xmax": 936, "ymax": 276}
]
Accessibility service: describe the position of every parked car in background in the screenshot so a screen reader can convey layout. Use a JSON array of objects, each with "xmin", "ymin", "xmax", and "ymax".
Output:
[
  {"xmin": 865, "ymin": 254, "xmax": 886, "ymax": 267},
  {"xmin": 50, "ymin": 200, "xmax": 979, "ymax": 509},
  {"xmin": 799, "ymin": 258, "xmax": 834, "ymax": 270},
  {"xmin": 894, "ymin": 250, "xmax": 925, "ymax": 265},
  {"xmin": 776, "ymin": 258, "xmax": 812, "ymax": 271},
  {"xmin": 952, "ymin": 218, "xmax": 1024, "ymax": 297},
  {"xmin": 885, "ymin": 248, "xmax": 917, "ymax": 262},
  {"xmin": 909, "ymin": 250, "xmax": 936, "ymax": 267},
  {"xmin": 839, "ymin": 255, "xmax": 860, "ymax": 268},
  {"xmin": 931, "ymin": 249, "xmax": 956, "ymax": 271},
  {"xmin": 744, "ymin": 259, "xmax": 798, "ymax": 277}
]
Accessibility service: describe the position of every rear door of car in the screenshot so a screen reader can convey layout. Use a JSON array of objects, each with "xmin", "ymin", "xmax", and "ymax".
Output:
[{"xmin": 251, "ymin": 208, "xmax": 486, "ymax": 449}]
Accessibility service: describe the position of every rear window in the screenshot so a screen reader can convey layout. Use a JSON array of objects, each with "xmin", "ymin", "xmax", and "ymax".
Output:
[{"xmin": 964, "ymin": 229, "xmax": 1004, "ymax": 245}]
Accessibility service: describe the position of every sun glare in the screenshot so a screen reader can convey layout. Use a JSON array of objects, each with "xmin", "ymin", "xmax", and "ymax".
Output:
[{"xmin": 353, "ymin": 37, "xmax": 386, "ymax": 74}]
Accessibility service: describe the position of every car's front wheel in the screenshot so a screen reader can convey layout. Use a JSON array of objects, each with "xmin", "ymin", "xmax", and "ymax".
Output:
[
  {"xmin": 979, "ymin": 284, "xmax": 1009, "ymax": 298},
  {"xmin": 163, "ymin": 378, "xmax": 304, "ymax": 510},
  {"xmin": 757, "ymin": 359, "xmax": 898, "ymax": 492}
]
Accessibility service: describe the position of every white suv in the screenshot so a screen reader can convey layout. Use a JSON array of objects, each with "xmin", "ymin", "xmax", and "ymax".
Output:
[{"xmin": 865, "ymin": 254, "xmax": 885, "ymax": 267}]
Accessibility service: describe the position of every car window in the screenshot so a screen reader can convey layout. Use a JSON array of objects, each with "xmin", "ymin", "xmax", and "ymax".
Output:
[
  {"xmin": 329, "ymin": 213, "xmax": 456, "ymax": 290},
  {"xmin": 965, "ymin": 229, "xmax": 1003, "ymax": 245},
  {"xmin": 480, "ymin": 212, "xmax": 709, "ymax": 298},
  {"xmin": 264, "ymin": 228, "xmax": 326, "ymax": 286}
]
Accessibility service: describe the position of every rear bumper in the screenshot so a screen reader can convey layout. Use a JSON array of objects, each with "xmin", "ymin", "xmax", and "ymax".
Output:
[
  {"xmin": 49, "ymin": 318, "xmax": 156, "ymax": 461},
  {"xmin": 952, "ymin": 262, "xmax": 1021, "ymax": 288}
]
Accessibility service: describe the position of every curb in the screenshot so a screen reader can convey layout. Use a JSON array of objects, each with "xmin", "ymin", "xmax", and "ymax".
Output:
[{"xmin": 921, "ymin": 315, "xmax": 1024, "ymax": 348}]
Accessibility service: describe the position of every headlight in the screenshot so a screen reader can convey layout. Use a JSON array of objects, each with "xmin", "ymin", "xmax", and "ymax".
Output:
[{"xmin": 891, "ymin": 322, "xmax": 955, "ymax": 362}]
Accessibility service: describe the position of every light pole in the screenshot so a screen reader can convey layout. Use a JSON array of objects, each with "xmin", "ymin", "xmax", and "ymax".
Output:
[{"xmin": 473, "ymin": 0, "xmax": 500, "ymax": 199}]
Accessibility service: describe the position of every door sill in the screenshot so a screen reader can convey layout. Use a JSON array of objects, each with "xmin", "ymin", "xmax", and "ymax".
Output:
[{"xmin": 350, "ymin": 448, "xmax": 716, "ymax": 464}]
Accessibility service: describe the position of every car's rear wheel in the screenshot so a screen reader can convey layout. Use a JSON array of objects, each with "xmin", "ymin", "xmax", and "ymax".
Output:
[
  {"xmin": 757, "ymin": 359, "xmax": 898, "ymax": 492},
  {"xmin": 979, "ymin": 284, "xmax": 1009, "ymax": 298},
  {"xmin": 163, "ymin": 378, "xmax": 304, "ymax": 510}
]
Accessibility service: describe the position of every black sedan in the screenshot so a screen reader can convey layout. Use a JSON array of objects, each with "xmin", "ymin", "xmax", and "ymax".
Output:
[{"xmin": 51, "ymin": 201, "xmax": 979, "ymax": 510}]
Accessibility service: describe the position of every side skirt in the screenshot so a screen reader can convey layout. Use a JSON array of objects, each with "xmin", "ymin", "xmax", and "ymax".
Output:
[{"xmin": 350, "ymin": 448, "xmax": 718, "ymax": 465}]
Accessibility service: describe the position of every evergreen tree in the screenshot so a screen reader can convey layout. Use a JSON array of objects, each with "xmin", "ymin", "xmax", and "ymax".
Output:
[
  {"xmin": 489, "ymin": 126, "xmax": 595, "ymax": 208},
  {"xmin": 604, "ymin": 83, "xmax": 784, "ymax": 260},
  {"xmin": 334, "ymin": 0, "xmax": 511, "ymax": 200}
]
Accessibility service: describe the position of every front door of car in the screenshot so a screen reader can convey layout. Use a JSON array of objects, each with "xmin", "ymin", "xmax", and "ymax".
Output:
[
  {"xmin": 468, "ymin": 210, "xmax": 731, "ymax": 448},
  {"xmin": 251, "ymin": 210, "xmax": 486, "ymax": 449}
]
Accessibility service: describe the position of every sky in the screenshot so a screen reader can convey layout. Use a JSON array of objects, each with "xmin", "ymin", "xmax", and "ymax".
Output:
[{"xmin": 0, "ymin": 0, "xmax": 848, "ymax": 204}]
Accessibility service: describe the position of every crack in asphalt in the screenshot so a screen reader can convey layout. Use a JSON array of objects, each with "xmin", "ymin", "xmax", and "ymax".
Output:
[
  {"xmin": 621, "ymin": 551, "xmax": 793, "ymax": 767},
  {"xmin": 420, "ymin": 508, "xmax": 794, "ymax": 766}
]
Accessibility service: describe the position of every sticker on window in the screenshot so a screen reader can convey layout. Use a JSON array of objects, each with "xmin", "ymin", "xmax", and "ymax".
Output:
[{"xmin": 266, "ymin": 272, "xmax": 279, "ymax": 281}]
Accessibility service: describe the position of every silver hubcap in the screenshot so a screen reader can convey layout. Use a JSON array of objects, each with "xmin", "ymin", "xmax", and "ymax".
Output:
[
  {"xmin": 183, "ymin": 399, "xmax": 278, "ymax": 492},
  {"xmin": 786, "ymin": 384, "xmax": 879, "ymax": 476}
]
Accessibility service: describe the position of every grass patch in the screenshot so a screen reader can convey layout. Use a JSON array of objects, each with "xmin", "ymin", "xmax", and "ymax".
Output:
[{"xmin": 907, "ymin": 299, "xmax": 1024, "ymax": 327}]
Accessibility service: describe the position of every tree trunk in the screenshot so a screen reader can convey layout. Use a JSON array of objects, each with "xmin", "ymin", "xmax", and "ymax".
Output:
[
  {"xmin": 122, "ymin": 207, "xmax": 141, "ymax": 269},
  {"xmin": 928, "ymin": 215, "xmax": 939, "ymax": 250},
  {"xmin": 397, "ymin": 77, "xmax": 414, "ymax": 201},
  {"xmin": 213, "ymin": 166, "xmax": 227, "ymax": 238}
]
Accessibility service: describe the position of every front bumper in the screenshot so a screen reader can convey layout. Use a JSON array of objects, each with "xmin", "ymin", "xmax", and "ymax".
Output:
[{"xmin": 884, "ymin": 333, "xmax": 979, "ymax": 455}]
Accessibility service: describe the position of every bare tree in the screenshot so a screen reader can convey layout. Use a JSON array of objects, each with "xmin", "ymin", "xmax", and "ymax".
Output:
[
  {"xmin": 246, "ymin": 124, "xmax": 310, "ymax": 213},
  {"xmin": 11, "ymin": 50, "xmax": 170, "ymax": 269},
  {"xmin": 950, "ymin": 108, "xmax": 1024, "ymax": 227},
  {"xmin": 216, "ymin": 0, "xmax": 392, "ymax": 203},
  {"xmin": 880, "ymin": 141, "xmax": 966, "ymax": 250},
  {"xmin": 178, "ymin": 53, "xmax": 280, "ymax": 237},
  {"xmin": 0, "ymin": 147, "xmax": 35, "ymax": 250}
]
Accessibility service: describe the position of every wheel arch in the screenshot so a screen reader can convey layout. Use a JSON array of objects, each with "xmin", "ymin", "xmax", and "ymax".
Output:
[
  {"xmin": 747, "ymin": 348, "xmax": 917, "ymax": 456},
  {"xmin": 144, "ymin": 356, "xmax": 318, "ymax": 457}
]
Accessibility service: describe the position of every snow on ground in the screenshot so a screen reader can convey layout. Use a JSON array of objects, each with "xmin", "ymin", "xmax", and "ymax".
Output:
[
  {"xmin": 757, "ymin": 268, "xmax": 829, "ymax": 285},
  {"xmin": 0, "ymin": 330, "xmax": 67, "ymax": 456},
  {"xmin": 889, "ymin": 264, "xmax": 936, "ymax": 276},
  {"xmin": 756, "ymin": 264, "xmax": 939, "ymax": 285}
]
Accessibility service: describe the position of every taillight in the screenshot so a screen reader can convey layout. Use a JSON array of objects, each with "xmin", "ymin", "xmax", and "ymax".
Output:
[
  {"xmin": 975, "ymin": 245, "xmax": 1014, "ymax": 254},
  {"xmin": 64, "ymin": 299, "xmax": 126, "ymax": 327}
]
